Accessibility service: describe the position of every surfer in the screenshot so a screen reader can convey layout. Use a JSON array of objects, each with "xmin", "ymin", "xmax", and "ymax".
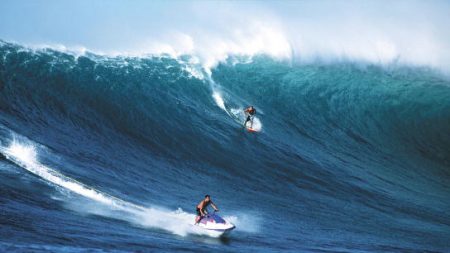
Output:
[
  {"xmin": 195, "ymin": 195, "xmax": 219, "ymax": 224},
  {"xmin": 244, "ymin": 106, "xmax": 257, "ymax": 128}
]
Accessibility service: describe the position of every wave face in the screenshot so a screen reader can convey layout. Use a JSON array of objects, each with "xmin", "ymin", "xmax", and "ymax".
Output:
[{"xmin": 0, "ymin": 41, "xmax": 450, "ymax": 252}]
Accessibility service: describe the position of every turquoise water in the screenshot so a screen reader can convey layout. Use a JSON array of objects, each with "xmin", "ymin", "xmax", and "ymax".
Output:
[{"xmin": 0, "ymin": 41, "xmax": 449, "ymax": 252}]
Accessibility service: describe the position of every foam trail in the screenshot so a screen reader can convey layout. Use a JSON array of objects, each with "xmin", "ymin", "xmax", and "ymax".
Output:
[
  {"xmin": 205, "ymin": 66, "xmax": 264, "ymax": 131},
  {"xmin": 209, "ymin": 76, "xmax": 234, "ymax": 118},
  {"xmin": 4, "ymin": 143, "xmax": 125, "ymax": 208},
  {"xmin": 185, "ymin": 63, "xmax": 233, "ymax": 118},
  {"xmin": 209, "ymin": 77, "xmax": 262, "ymax": 130},
  {"xmin": 212, "ymin": 91, "xmax": 227, "ymax": 112},
  {"xmin": 0, "ymin": 140, "xmax": 241, "ymax": 237}
]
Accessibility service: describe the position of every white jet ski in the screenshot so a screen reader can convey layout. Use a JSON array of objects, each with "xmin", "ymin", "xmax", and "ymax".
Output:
[{"xmin": 194, "ymin": 211, "xmax": 235, "ymax": 237}]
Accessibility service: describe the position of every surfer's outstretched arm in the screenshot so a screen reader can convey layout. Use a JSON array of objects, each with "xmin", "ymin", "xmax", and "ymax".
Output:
[{"xmin": 211, "ymin": 202, "xmax": 219, "ymax": 211}]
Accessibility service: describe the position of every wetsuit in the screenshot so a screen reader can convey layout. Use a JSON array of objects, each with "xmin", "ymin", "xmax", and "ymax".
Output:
[{"xmin": 244, "ymin": 107, "xmax": 256, "ymax": 126}]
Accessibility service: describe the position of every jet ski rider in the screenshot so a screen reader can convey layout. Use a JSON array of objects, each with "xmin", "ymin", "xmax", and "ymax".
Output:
[
  {"xmin": 195, "ymin": 195, "xmax": 219, "ymax": 224},
  {"xmin": 244, "ymin": 106, "xmax": 256, "ymax": 128}
]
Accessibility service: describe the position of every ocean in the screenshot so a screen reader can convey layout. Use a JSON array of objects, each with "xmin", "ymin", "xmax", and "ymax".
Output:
[{"xmin": 0, "ymin": 41, "xmax": 449, "ymax": 252}]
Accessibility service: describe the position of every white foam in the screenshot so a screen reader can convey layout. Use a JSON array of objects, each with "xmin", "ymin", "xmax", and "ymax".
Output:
[
  {"xmin": 247, "ymin": 117, "xmax": 262, "ymax": 132},
  {"xmin": 27, "ymin": 43, "xmax": 88, "ymax": 58},
  {"xmin": 2, "ymin": 141, "xmax": 256, "ymax": 238},
  {"xmin": 16, "ymin": 16, "xmax": 292, "ymax": 75},
  {"xmin": 224, "ymin": 213, "xmax": 261, "ymax": 233},
  {"xmin": 212, "ymin": 91, "xmax": 227, "ymax": 112},
  {"xmin": 5, "ymin": 142, "xmax": 127, "ymax": 208},
  {"xmin": 4, "ymin": 2, "xmax": 450, "ymax": 73}
]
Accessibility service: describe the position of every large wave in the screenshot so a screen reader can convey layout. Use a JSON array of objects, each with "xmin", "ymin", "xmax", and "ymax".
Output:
[
  {"xmin": 1, "ymin": 41, "xmax": 449, "ymax": 251},
  {"xmin": 4, "ymin": 1, "xmax": 449, "ymax": 74}
]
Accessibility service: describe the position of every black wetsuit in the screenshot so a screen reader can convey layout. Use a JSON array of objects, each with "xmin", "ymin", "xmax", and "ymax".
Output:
[{"xmin": 245, "ymin": 108, "xmax": 256, "ymax": 125}]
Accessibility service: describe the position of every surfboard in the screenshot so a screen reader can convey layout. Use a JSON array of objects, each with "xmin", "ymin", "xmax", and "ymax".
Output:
[{"xmin": 244, "ymin": 121, "xmax": 258, "ymax": 133}]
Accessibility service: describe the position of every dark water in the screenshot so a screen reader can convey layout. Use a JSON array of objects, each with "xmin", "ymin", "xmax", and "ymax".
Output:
[{"xmin": 0, "ymin": 41, "xmax": 449, "ymax": 252}]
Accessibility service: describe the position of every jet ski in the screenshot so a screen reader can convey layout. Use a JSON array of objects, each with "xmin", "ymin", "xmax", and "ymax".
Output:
[{"xmin": 195, "ymin": 211, "xmax": 235, "ymax": 236}]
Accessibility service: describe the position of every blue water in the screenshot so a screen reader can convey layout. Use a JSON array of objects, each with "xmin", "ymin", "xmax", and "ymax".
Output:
[{"xmin": 0, "ymin": 41, "xmax": 449, "ymax": 252}]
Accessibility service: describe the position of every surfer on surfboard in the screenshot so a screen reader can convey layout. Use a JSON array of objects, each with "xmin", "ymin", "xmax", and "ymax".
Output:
[{"xmin": 244, "ymin": 106, "xmax": 257, "ymax": 128}]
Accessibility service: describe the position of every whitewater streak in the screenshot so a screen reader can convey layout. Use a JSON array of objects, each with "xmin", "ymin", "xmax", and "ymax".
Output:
[{"xmin": 0, "ymin": 140, "xmax": 246, "ymax": 237}]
